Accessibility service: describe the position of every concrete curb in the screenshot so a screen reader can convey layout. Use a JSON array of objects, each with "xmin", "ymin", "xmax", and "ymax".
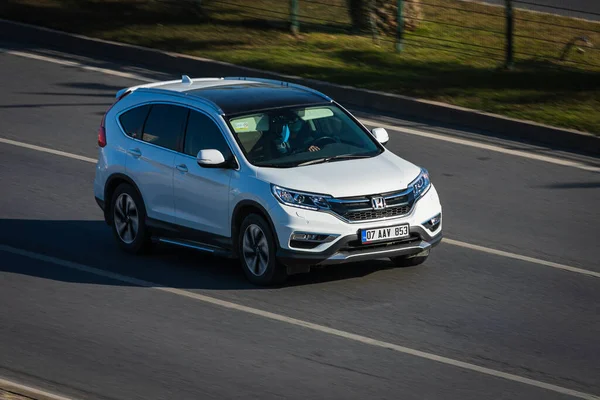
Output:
[
  {"xmin": 1, "ymin": 388, "xmax": 35, "ymax": 400},
  {"xmin": 0, "ymin": 379, "xmax": 73, "ymax": 400},
  {"xmin": 1, "ymin": 18, "xmax": 598, "ymax": 156}
]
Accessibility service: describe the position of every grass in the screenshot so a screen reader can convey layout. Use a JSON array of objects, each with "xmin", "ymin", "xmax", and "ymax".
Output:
[{"xmin": 2, "ymin": 0, "xmax": 600, "ymax": 133}]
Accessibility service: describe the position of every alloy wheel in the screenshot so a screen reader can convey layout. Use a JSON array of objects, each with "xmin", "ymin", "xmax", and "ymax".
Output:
[
  {"xmin": 113, "ymin": 193, "xmax": 139, "ymax": 244},
  {"xmin": 242, "ymin": 224, "xmax": 270, "ymax": 276}
]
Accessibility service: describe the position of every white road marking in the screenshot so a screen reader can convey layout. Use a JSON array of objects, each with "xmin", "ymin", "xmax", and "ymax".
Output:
[
  {"xmin": 0, "ymin": 244, "xmax": 598, "ymax": 400},
  {"xmin": 2, "ymin": 48, "xmax": 599, "ymax": 173},
  {"xmin": 444, "ymin": 238, "xmax": 600, "ymax": 279},
  {"xmin": 0, "ymin": 377, "xmax": 75, "ymax": 400},
  {"xmin": 0, "ymin": 138, "xmax": 97, "ymax": 164},
  {"xmin": 1, "ymin": 49, "xmax": 154, "ymax": 82},
  {"xmin": 360, "ymin": 119, "xmax": 600, "ymax": 173},
  {"xmin": 0, "ymin": 137, "xmax": 598, "ymax": 279}
]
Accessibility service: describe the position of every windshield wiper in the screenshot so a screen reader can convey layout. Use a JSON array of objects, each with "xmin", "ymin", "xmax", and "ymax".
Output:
[{"xmin": 297, "ymin": 154, "xmax": 372, "ymax": 167}]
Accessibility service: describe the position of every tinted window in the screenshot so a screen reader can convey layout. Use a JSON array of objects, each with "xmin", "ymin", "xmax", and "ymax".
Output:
[
  {"xmin": 119, "ymin": 105, "xmax": 150, "ymax": 139},
  {"xmin": 142, "ymin": 104, "xmax": 189, "ymax": 151},
  {"xmin": 184, "ymin": 110, "xmax": 232, "ymax": 158}
]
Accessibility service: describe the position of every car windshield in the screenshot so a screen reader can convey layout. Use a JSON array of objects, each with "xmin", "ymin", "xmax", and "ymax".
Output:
[{"xmin": 227, "ymin": 104, "xmax": 382, "ymax": 168}]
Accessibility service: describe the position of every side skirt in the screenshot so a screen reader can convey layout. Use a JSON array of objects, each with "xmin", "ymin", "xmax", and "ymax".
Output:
[
  {"xmin": 152, "ymin": 237, "xmax": 234, "ymax": 258},
  {"xmin": 146, "ymin": 217, "xmax": 235, "ymax": 259}
]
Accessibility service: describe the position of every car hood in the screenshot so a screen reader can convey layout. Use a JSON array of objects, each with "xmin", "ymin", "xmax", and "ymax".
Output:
[{"xmin": 256, "ymin": 151, "xmax": 421, "ymax": 198}]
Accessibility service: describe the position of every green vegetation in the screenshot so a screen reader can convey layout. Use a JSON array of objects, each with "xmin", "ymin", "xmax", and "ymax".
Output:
[{"xmin": 2, "ymin": 0, "xmax": 599, "ymax": 133}]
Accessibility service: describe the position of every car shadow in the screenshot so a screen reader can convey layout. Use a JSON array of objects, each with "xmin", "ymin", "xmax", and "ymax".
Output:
[{"xmin": 0, "ymin": 219, "xmax": 397, "ymax": 290}]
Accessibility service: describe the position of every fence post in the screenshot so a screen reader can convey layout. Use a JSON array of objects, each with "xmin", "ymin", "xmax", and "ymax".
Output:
[
  {"xmin": 369, "ymin": 1, "xmax": 379, "ymax": 44},
  {"xmin": 505, "ymin": 0, "xmax": 514, "ymax": 69},
  {"xmin": 396, "ymin": 0, "xmax": 404, "ymax": 52},
  {"xmin": 290, "ymin": 0, "xmax": 299, "ymax": 35}
]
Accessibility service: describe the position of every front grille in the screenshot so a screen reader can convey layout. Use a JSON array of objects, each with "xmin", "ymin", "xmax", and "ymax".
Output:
[
  {"xmin": 344, "ymin": 205, "xmax": 411, "ymax": 221},
  {"xmin": 329, "ymin": 188, "xmax": 415, "ymax": 222}
]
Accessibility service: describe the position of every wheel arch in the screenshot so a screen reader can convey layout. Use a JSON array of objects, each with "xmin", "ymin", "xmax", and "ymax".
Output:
[{"xmin": 231, "ymin": 200, "xmax": 279, "ymax": 257}]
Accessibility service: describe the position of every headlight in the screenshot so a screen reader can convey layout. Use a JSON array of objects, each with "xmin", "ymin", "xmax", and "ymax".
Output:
[
  {"xmin": 271, "ymin": 185, "xmax": 330, "ymax": 211},
  {"xmin": 408, "ymin": 168, "xmax": 431, "ymax": 199}
]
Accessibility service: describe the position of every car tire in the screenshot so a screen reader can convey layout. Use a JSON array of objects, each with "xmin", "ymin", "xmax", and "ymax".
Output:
[
  {"xmin": 390, "ymin": 250, "xmax": 429, "ymax": 267},
  {"xmin": 238, "ymin": 214, "xmax": 287, "ymax": 286},
  {"xmin": 110, "ymin": 183, "xmax": 152, "ymax": 254}
]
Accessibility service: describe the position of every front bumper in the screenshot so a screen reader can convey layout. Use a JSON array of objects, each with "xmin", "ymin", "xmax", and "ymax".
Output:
[
  {"xmin": 277, "ymin": 226, "xmax": 442, "ymax": 272},
  {"xmin": 268, "ymin": 184, "xmax": 442, "ymax": 269}
]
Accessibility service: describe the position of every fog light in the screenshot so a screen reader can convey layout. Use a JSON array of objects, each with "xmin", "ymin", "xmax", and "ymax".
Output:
[
  {"xmin": 291, "ymin": 233, "xmax": 331, "ymax": 242},
  {"xmin": 423, "ymin": 213, "xmax": 441, "ymax": 232},
  {"xmin": 290, "ymin": 232, "xmax": 338, "ymax": 250}
]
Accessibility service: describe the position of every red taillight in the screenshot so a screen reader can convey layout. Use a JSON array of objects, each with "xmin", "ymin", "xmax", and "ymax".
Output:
[
  {"xmin": 98, "ymin": 111, "xmax": 108, "ymax": 147},
  {"xmin": 97, "ymin": 89, "xmax": 131, "ymax": 148},
  {"xmin": 98, "ymin": 124, "xmax": 107, "ymax": 147}
]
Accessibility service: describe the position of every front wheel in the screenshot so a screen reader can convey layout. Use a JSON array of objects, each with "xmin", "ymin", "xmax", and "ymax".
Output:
[
  {"xmin": 390, "ymin": 250, "xmax": 429, "ymax": 268},
  {"xmin": 238, "ymin": 214, "xmax": 287, "ymax": 286}
]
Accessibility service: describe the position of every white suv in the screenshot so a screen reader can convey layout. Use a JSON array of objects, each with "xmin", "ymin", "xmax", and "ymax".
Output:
[{"xmin": 94, "ymin": 76, "xmax": 442, "ymax": 285}]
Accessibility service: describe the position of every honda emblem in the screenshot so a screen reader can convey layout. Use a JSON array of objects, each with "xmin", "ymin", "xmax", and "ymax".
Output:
[{"xmin": 371, "ymin": 197, "xmax": 386, "ymax": 210}]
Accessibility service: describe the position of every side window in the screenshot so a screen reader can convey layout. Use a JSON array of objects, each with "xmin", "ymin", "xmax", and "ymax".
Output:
[
  {"xmin": 184, "ymin": 110, "xmax": 232, "ymax": 159},
  {"xmin": 142, "ymin": 104, "xmax": 189, "ymax": 151},
  {"xmin": 118, "ymin": 105, "xmax": 151, "ymax": 139}
]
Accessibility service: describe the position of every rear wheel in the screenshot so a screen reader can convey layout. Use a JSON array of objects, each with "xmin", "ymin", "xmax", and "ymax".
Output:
[
  {"xmin": 110, "ymin": 183, "xmax": 152, "ymax": 254},
  {"xmin": 390, "ymin": 250, "xmax": 429, "ymax": 267},
  {"xmin": 238, "ymin": 214, "xmax": 287, "ymax": 286}
]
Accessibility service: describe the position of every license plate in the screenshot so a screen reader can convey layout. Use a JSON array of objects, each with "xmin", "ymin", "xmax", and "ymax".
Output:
[{"xmin": 361, "ymin": 224, "xmax": 409, "ymax": 244}]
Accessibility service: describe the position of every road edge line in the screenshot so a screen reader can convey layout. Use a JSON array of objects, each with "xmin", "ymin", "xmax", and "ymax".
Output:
[
  {"xmin": 443, "ymin": 238, "xmax": 600, "ymax": 278},
  {"xmin": 0, "ymin": 138, "xmax": 97, "ymax": 164}
]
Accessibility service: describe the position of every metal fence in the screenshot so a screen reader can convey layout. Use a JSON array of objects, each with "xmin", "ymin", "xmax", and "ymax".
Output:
[{"xmin": 200, "ymin": 0, "xmax": 600, "ymax": 69}]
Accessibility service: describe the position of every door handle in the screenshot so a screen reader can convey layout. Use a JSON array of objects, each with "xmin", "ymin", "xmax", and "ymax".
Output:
[
  {"xmin": 127, "ymin": 148, "xmax": 142, "ymax": 158},
  {"xmin": 176, "ymin": 164, "xmax": 188, "ymax": 173}
]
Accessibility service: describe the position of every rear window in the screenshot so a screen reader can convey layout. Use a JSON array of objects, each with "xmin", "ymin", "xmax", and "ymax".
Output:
[{"xmin": 118, "ymin": 105, "xmax": 151, "ymax": 139}]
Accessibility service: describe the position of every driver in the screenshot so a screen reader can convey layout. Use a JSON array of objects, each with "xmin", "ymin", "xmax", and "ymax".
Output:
[{"xmin": 272, "ymin": 113, "xmax": 320, "ymax": 154}]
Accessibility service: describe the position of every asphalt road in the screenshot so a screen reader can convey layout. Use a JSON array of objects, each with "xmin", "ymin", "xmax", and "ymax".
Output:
[
  {"xmin": 1, "ymin": 43, "xmax": 599, "ymax": 400},
  {"xmin": 476, "ymin": 0, "xmax": 600, "ymax": 20}
]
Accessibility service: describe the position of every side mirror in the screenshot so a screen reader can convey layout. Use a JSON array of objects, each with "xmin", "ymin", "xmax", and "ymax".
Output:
[
  {"xmin": 372, "ymin": 128, "xmax": 389, "ymax": 146},
  {"xmin": 197, "ymin": 149, "xmax": 227, "ymax": 168}
]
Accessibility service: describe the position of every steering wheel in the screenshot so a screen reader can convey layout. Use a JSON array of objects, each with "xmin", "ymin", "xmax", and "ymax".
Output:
[{"xmin": 312, "ymin": 136, "xmax": 338, "ymax": 148}]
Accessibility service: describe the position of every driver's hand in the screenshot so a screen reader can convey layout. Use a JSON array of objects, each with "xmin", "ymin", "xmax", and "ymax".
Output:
[{"xmin": 308, "ymin": 145, "xmax": 320, "ymax": 152}]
